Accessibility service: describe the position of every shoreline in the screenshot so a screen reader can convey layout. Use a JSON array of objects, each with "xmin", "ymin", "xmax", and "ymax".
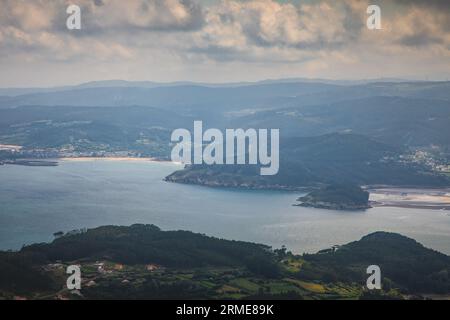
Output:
[
  {"xmin": 3, "ymin": 159, "xmax": 449, "ymax": 210},
  {"xmin": 370, "ymin": 202, "xmax": 450, "ymax": 210},
  {"xmin": 58, "ymin": 157, "xmax": 177, "ymax": 164},
  {"xmin": 0, "ymin": 157, "xmax": 182, "ymax": 167},
  {"xmin": 368, "ymin": 187, "xmax": 450, "ymax": 210},
  {"xmin": 165, "ymin": 179, "xmax": 450, "ymax": 210}
]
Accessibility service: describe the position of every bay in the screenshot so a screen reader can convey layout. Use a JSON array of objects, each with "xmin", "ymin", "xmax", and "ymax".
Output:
[{"xmin": 1, "ymin": 160, "xmax": 449, "ymax": 254}]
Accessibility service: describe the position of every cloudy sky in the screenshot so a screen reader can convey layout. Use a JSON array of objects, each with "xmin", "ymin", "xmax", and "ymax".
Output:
[{"xmin": 0, "ymin": 0, "xmax": 449, "ymax": 87}]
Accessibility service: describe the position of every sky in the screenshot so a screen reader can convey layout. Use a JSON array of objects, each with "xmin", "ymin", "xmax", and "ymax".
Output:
[{"xmin": 0, "ymin": 0, "xmax": 449, "ymax": 87}]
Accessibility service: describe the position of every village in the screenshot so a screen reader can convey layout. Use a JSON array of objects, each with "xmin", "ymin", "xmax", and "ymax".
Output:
[{"xmin": 41, "ymin": 260, "xmax": 165, "ymax": 300}]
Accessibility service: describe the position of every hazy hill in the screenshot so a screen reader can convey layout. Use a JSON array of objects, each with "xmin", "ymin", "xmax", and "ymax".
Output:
[
  {"xmin": 2, "ymin": 81, "xmax": 448, "ymax": 148},
  {"xmin": 0, "ymin": 105, "xmax": 193, "ymax": 157},
  {"xmin": 0, "ymin": 78, "xmax": 417, "ymax": 96},
  {"xmin": 1, "ymin": 80, "xmax": 449, "ymax": 112},
  {"xmin": 231, "ymin": 96, "xmax": 450, "ymax": 147},
  {"xmin": 0, "ymin": 79, "xmax": 449, "ymax": 187},
  {"xmin": 0, "ymin": 82, "xmax": 340, "ymax": 111}
]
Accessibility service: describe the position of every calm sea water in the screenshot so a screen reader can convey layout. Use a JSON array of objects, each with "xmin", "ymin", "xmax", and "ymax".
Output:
[{"xmin": 1, "ymin": 160, "xmax": 450, "ymax": 254}]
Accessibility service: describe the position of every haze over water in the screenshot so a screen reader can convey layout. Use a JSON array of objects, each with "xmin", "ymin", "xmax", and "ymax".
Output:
[{"xmin": 1, "ymin": 160, "xmax": 449, "ymax": 254}]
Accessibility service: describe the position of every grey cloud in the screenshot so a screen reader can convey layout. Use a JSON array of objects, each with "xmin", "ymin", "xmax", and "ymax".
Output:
[
  {"xmin": 400, "ymin": 34, "xmax": 442, "ymax": 47},
  {"xmin": 94, "ymin": 0, "xmax": 205, "ymax": 32},
  {"xmin": 189, "ymin": 43, "xmax": 316, "ymax": 63},
  {"xmin": 396, "ymin": 0, "xmax": 450, "ymax": 10},
  {"xmin": 0, "ymin": 0, "xmax": 205, "ymax": 35},
  {"xmin": 395, "ymin": 0, "xmax": 450, "ymax": 31},
  {"xmin": 0, "ymin": 0, "xmax": 449, "ymax": 82},
  {"xmin": 0, "ymin": 0, "xmax": 206, "ymax": 61},
  {"xmin": 390, "ymin": 2, "xmax": 450, "ymax": 48},
  {"xmin": 188, "ymin": 0, "xmax": 367, "ymax": 63}
]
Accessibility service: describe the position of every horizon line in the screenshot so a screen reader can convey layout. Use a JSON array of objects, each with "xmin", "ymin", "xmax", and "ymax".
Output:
[{"xmin": 2, "ymin": 76, "xmax": 450, "ymax": 90}]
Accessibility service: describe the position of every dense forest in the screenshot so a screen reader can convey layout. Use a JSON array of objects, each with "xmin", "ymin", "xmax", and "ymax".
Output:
[
  {"xmin": 296, "ymin": 184, "xmax": 371, "ymax": 210},
  {"xmin": 303, "ymin": 232, "xmax": 450, "ymax": 294},
  {"xmin": 22, "ymin": 224, "xmax": 278, "ymax": 272}
]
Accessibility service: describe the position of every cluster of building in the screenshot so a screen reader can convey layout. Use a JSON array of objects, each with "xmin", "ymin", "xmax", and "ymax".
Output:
[{"xmin": 408, "ymin": 150, "xmax": 450, "ymax": 173}]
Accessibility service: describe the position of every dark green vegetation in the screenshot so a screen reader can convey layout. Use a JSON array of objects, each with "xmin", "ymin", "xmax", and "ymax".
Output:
[
  {"xmin": 0, "ymin": 252, "xmax": 56, "ymax": 295},
  {"xmin": 303, "ymin": 232, "xmax": 450, "ymax": 294},
  {"xmin": 21, "ymin": 224, "xmax": 276, "ymax": 271},
  {"xmin": 166, "ymin": 133, "xmax": 449, "ymax": 188},
  {"xmin": 0, "ymin": 225, "xmax": 449, "ymax": 300},
  {"xmin": 1, "ymin": 80, "xmax": 449, "ymax": 187},
  {"xmin": 296, "ymin": 184, "xmax": 370, "ymax": 210}
]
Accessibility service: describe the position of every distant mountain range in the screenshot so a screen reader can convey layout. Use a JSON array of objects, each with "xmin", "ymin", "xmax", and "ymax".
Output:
[
  {"xmin": 0, "ymin": 79, "xmax": 449, "ymax": 187},
  {"xmin": 1, "ymin": 79, "xmax": 449, "ymax": 111},
  {"xmin": 0, "ymin": 78, "xmax": 421, "ymax": 96}
]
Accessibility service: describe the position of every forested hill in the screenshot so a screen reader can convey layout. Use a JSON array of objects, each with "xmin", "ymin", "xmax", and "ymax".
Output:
[
  {"xmin": 303, "ymin": 232, "xmax": 450, "ymax": 294},
  {"xmin": 20, "ymin": 224, "xmax": 273, "ymax": 268},
  {"xmin": 165, "ymin": 133, "xmax": 450, "ymax": 189},
  {"xmin": 296, "ymin": 184, "xmax": 371, "ymax": 210},
  {"xmin": 1, "ymin": 225, "xmax": 449, "ymax": 299}
]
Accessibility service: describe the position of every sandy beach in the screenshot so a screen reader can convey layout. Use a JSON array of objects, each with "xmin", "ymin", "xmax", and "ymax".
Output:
[
  {"xmin": 369, "ymin": 187, "xmax": 450, "ymax": 210},
  {"xmin": 59, "ymin": 157, "xmax": 166, "ymax": 162},
  {"xmin": 0, "ymin": 144, "xmax": 22, "ymax": 151}
]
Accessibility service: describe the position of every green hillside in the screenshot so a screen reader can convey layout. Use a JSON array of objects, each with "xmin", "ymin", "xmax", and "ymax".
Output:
[
  {"xmin": 1, "ymin": 225, "xmax": 449, "ymax": 300},
  {"xmin": 165, "ymin": 133, "xmax": 450, "ymax": 188}
]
